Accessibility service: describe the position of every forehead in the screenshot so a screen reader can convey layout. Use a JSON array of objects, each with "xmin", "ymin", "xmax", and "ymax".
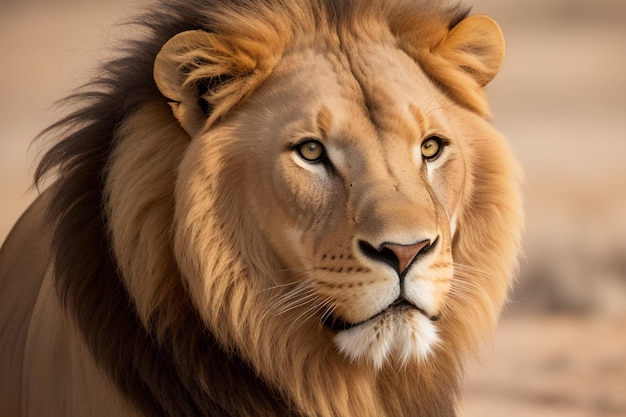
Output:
[
  {"xmin": 258, "ymin": 41, "xmax": 451, "ymax": 145},
  {"xmin": 340, "ymin": 41, "xmax": 448, "ymax": 130}
]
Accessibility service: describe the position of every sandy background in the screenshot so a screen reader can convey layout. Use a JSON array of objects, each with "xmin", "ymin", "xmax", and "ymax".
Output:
[{"xmin": 1, "ymin": 0, "xmax": 625, "ymax": 415}]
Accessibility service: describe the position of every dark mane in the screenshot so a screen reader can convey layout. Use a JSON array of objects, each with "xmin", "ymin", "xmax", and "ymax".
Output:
[
  {"xmin": 34, "ymin": 1, "xmax": 469, "ymax": 416},
  {"xmin": 36, "ymin": 2, "xmax": 303, "ymax": 416}
]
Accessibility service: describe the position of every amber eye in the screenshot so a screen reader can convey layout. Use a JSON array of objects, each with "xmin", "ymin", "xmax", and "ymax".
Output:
[
  {"xmin": 421, "ymin": 136, "xmax": 443, "ymax": 160},
  {"xmin": 295, "ymin": 139, "xmax": 326, "ymax": 163}
]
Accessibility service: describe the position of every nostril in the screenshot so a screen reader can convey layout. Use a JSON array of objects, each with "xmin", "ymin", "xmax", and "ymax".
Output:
[
  {"xmin": 358, "ymin": 238, "xmax": 436, "ymax": 276},
  {"xmin": 358, "ymin": 241, "xmax": 400, "ymax": 273}
]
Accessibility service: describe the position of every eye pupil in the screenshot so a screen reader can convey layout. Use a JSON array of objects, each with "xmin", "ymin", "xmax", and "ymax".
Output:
[{"xmin": 305, "ymin": 142, "xmax": 319, "ymax": 154}]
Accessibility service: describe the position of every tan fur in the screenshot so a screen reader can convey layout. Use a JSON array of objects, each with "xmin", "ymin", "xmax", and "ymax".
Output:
[{"xmin": 1, "ymin": 1, "xmax": 522, "ymax": 416}]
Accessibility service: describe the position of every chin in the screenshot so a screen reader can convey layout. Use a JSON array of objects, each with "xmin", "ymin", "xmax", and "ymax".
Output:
[{"xmin": 332, "ymin": 307, "xmax": 440, "ymax": 369}]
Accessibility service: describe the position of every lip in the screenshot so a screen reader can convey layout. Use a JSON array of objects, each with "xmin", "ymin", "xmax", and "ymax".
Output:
[{"xmin": 323, "ymin": 298, "xmax": 439, "ymax": 332}]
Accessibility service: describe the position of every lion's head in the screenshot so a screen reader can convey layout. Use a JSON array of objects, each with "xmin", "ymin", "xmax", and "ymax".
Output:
[{"xmin": 37, "ymin": 1, "xmax": 523, "ymax": 416}]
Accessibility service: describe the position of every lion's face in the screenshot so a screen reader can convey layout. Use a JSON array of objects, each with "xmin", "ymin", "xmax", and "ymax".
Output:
[
  {"xmin": 167, "ymin": 38, "xmax": 487, "ymax": 368},
  {"xmin": 239, "ymin": 46, "xmax": 466, "ymax": 367}
]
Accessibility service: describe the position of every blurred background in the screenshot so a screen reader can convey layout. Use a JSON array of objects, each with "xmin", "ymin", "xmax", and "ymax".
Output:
[{"xmin": 1, "ymin": 0, "xmax": 625, "ymax": 416}]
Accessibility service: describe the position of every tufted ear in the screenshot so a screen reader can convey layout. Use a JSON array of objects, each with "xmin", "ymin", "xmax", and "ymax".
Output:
[
  {"xmin": 418, "ymin": 15, "xmax": 505, "ymax": 116},
  {"xmin": 154, "ymin": 30, "xmax": 260, "ymax": 136}
]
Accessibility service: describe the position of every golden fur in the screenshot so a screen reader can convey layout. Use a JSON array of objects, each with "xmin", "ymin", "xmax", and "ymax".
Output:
[{"xmin": 0, "ymin": 1, "xmax": 523, "ymax": 416}]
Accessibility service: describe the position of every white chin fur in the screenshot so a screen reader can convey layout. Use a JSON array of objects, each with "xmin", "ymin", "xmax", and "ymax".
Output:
[{"xmin": 333, "ymin": 311, "xmax": 439, "ymax": 369}]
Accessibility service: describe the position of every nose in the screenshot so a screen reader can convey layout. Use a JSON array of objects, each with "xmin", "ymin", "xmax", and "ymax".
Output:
[{"xmin": 358, "ymin": 238, "xmax": 436, "ymax": 276}]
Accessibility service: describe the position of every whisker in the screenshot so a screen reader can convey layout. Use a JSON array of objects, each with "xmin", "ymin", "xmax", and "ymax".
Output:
[
  {"xmin": 278, "ymin": 266, "xmax": 312, "ymax": 274},
  {"xmin": 257, "ymin": 283, "xmax": 299, "ymax": 297},
  {"xmin": 256, "ymin": 272, "xmax": 312, "ymax": 294},
  {"xmin": 319, "ymin": 303, "xmax": 337, "ymax": 329},
  {"xmin": 267, "ymin": 280, "xmax": 310, "ymax": 301},
  {"xmin": 255, "ymin": 272, "xmax": 336, "ymax": 334},
  {"xmin": 286, "ymin": 298, "xmax": 329, "ymax": 334},
  {"xmin": 275, "ymin": 292, "xmax": 319, "ymax": 315},
  {"xmin": 258, "ymin": 280, "xmax": 314, "ymax": 323}
]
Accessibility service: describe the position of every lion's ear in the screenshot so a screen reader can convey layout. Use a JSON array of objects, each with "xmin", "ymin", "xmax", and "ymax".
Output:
[
  {"xmin": 418, "ymin": 15, "xmax": 505, "ymax": 116},
  {"xmin": 154, "ymin": 30, "xmax": 258, "ymax": 136},
  {"xmin": 438, "ymin": 15, "xmax": 505, "ymax": 87}
]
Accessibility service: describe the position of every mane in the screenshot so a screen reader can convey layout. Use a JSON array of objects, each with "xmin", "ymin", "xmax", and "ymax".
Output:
[{"xmin": 33, "ymin": 1, "xmax": 521, "ymax": 416}]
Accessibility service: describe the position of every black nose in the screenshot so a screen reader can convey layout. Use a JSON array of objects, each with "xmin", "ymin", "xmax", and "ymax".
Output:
[{"xmin": 358, "ymin": 238, "xmax": 436, "ymax": 276}]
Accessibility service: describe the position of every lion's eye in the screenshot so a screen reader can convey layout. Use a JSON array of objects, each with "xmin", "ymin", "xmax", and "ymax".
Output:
[
  {"xmin": 295, "ymin": 139, "xmax": 326, "ymax": 163},
  {"xmin": 421, "ymin": 137, "xmax": 444, "ymax": 161}
]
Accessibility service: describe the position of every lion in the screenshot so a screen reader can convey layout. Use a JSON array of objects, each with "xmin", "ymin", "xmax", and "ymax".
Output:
[{"xmin": 0, "ymin": 0, "xmax": 523, "ymax": 416}]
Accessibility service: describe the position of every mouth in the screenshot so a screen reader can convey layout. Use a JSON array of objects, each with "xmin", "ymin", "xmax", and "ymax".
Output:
[{"xmin": 323, "ymin": 298, "xmax": 439, "ymax": 332}]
